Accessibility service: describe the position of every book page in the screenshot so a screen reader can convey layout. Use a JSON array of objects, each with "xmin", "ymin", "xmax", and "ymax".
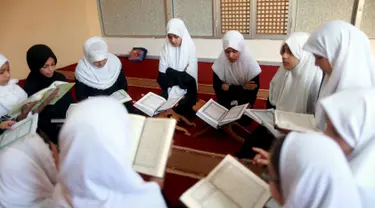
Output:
[
  {"xmin": 181, "ymin": 155, "xmax": 270, "ymax": 208},
  {"xmin": 110, "ymin": 89, "xmax": 132, "ymax": 103},
  {"xmin": 134, "ymin": 92, "xmax": 166, "ymax": 117},
  {"xmin": 244, "ymin": 109, "xmax": 284, "ymax": 138},
  {"xmin": 181, "ymin": 179, "xmax": 238, "ymax": 208},
  {"xmin": 8, "ymin": 88, "xmax": 50, "ymax": 116},
  {"xmin": 0, "ymin": 114, "xmax": 38, "ymax": 149},
  {"xmin": 157, "ymin": 96, "xmax": 183, "ymax": 112},
  {"xmin": 196, "ymin": 99, "xmax": 227, "ymax": 129},
  {"xmin": 133, "ymin": 118, "xmax": 176, "ymax": 177},
  {"xmin": 219, "ymin": 103, "xmax": 249, "ymax": 126},
  {"xmin": 128, "ymin": 114, "xmax": 146, "ymax": 163},
  {"xmin": 275, "ymin": 110, "xmax": 319, "ymax": 133}
]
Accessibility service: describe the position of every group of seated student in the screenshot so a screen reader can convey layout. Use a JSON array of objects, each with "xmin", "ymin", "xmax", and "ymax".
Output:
[{"xmin": 0, "ymin": 17, "xmax": 375, "ymax": 208}]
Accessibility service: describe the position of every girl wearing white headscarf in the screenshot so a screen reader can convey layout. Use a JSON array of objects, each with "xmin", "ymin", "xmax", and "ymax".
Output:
[
  {"xmin": 237, "ymin": 32, "xmax": 322, "ymax": 159},
  {"xmin": 0, "ymin": 54, "xmax": 28, "ymax": 122},
  {"xmin": 0, "ymin": 53, "xmax": 53, "ymax": 135},
  {"xmin": 0, "ymin": 133, "xmax": 58, "ymax": 207},
  {"xmin": 268, "ymin": 132, "xmax": 361, "ymax": 208},
  {"xmin": 53, "ymin": 97, "xmax": 167, "ymax": 207},
  {"xmin": 269, "ymin": 32, "xmax": 323, "ymax": 114},
  {"xmin": 75, "ymin": 37, "xmax": 130, "ymax": 98},
  {"xmin": 321, "ymin": 88, "xmax": 375, "ymax": 207},
  {"xmin": 213, "ymin": 30, "xmax": 261, "ymax": 109},
  {"xmin": 304, "ymin": 20, "xmax": 375, "ymax": 130},
  {"xmin": 158, "ymin": 18, "xmax": 198, "ymax": 119}
]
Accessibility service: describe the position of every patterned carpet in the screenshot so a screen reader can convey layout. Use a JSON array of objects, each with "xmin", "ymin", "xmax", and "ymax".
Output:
[{"xmin": 127, "ymin": 86, "xmax": 263, "ymax": 207}]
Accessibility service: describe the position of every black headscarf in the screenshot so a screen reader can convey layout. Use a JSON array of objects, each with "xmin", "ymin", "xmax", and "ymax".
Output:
[
  {"xmin": 23, "ymin": 44, "xmax": 65, "ymax": 96},
  {"xmin": 23, "ymin": 44, "xmax": 75, "ymax": 144}
]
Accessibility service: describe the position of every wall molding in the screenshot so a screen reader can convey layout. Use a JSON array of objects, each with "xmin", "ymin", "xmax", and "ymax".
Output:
[
  {"xmin": 57, "ymin": 70, "xmax": 269, "ymax": 100},
  {"xmin": 115, "ymin": 54, "xmax": 281, "ymax": 66}
]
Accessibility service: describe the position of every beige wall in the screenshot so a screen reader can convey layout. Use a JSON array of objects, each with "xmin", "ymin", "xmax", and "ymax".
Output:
[{"xmin": 0, "ymin": 0, "xmax": 102, "ymax": 79}]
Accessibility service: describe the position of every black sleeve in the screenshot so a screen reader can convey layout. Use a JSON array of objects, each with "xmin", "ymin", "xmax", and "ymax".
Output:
[
  {"xmin": 75, "ymin": 79, "xmax": 90, "ymax": 102},
  {"xmin": 157, "ymin": 72, "xmax": 169, "ymax": 91},
  {"xmin": 117, "ymin": 69, "xmax": 128, "ymax": 91},
  {"xmin": 227, "ymin": 74, "xmax": 260, "ymax": 107},
  {"xmin": 157, "ymin": 72, "xmax": 169, "ymax": 99},
  {"xmin": 213, "ymin": 72, "xmax": 225, "ymax": 99}
]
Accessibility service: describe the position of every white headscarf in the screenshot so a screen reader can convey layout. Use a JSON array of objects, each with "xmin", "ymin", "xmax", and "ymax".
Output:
[
  {"xmin": 279, "ymin": 132, "xmax": 361, "ymax": 208},
  {"xmin": 159, "ymin": 18, "xmax": 198, "ymax": 99},
  {"xmin": 269, "ymin": 32, "xmax": 323, "ymax": 114},
  {"xmin": 0, "ymin": 134, "xmax": 57, "ymax": 207},
  {"xmin": 53, "ymin": 97, "xmax": 167, "ymax": 207},
  {"xmin": 0, "ymin": 54, "xmax": 28, "ymax": 117},
  {"xmin": 75, "ymin": 37, "xmax": 122, "ymax": 90},
  {"xmin": 304, "ymin": 20, "xmax": 375, "ymax": 130},
  {"xmin": 321, "ymin": 88, "xmax": 375, "ymax": 207},
  {"xmin": 212, "ymin": 31, "xmax": 261, "ymax": 86}
]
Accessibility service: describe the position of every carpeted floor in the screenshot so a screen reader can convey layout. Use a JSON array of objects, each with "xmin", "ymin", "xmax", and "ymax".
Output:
[{"xmin": 127, "ymin": 86, "xmax": 264, "ymax": 207}]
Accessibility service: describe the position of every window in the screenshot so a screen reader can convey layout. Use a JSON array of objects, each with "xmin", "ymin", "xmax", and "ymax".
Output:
[{"xmin": 215, "ymin": 0, "xmax": 292, "ymax": 38}]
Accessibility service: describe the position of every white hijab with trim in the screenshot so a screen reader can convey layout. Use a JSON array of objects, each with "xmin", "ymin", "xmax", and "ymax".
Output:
[
  {"xmin": 75, "ymin": 37, "xmax": 122, "ymax": 90},
  {"xmin": 321, "ymin": 88, "xmax": 375, "ymax": 208},
  {"xmin": 159, "ymin": 18, "xmax": 198, "ymax": 99},
  {"xmin": 304, "ymin": 20, "xmax": 375, "ymax": 130},
  {"xmin": 53, "ymin": 97, "xmax": 167, "ymax": 208},
  {"xmin": 0, "ymin": 54, "xmax": 28, "ymax": 117},
  {"xmin": 280, "ymin": 132, "xmax": 361, "ymax": 208},
  {"xmin": 0, "ymin": 134, "xmax": 57, "ymax": 207},
  {"xmin": 212, "ymin": 30, "xmax": 261, "ymax": 86},
  {"xmin": 269, "ymin": 32, "xmax": 323, "ymax": 114}
]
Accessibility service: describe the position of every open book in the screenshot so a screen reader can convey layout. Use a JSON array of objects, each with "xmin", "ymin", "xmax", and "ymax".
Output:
[
  {"xmin": 180, "ymin": 155, "xmax": 270, "ymax": 208},
  {"xmin": 9, "ymin": 81, "xmax": 75, "ymax": 116},
  {"xmin": 244, "ymin": 109, "xmax": 284, "ymax": 138},
  {"xmin": 274, "ymin": 110, "xmax": 320, "ymax": 133},
  {"xmin": 0, "ymin": 114, "xmax": 39, "ymax": 149},
  {"xmin": 133, "ymin": 92, "xmax": 183, "ymax": 117},
  {"xmin": 110, "ymin": 89, "xmax": 132, "ymax": 103},
  {"xmin": 196, "ymin": 99, "xmax": 248, "ymax": 129},
  {"xmin": 51, "ymin": 104, "xmax": 78, "ymax": 123},
  {"xmin": 128, "ymin": 114, "xmax": 176, "ymax": 177},
  {"xmin": 89, "ymin": 89, "xmax": 132, "ymax": 103}
]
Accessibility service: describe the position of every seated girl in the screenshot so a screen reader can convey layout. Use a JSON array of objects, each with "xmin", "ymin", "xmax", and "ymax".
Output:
[
  {"xmin": 0, "ymin": 53, "xmax": 57, "ymax": 135},
  {"xmin": 75, "ymin": 36, "xmax": 133, "ymax": 112},
  {"xmin": 236, "ymin": 32, "xmax": 323, "ymax": 159},
  {"xmin": 53, "ymin": 97, "xmax": 167, "ymax": 207},
  {"xmin": 23, "ymin": 45, "xmax": 75, "ymax": 145},
  {"xmin": 321, "ymin": 88, "xmax": 375, "ymax": 207},
  {"xmin": 213, "ymin": 30, "xmax": 261, "ymax": 113},
  {"xmin": 0, "ymin": 132, "xmax": 58, "ymax": 206},
  {"xmin": 268, "ymin": 132, "xmax": 361, "ymax": 207},
  {"xmin": 251, "ymin": 88, "xmax": 375, "ymax": 207},
  {"xmin": 304, "ymin": 20, "xmax": 375, "ymax": 130},
  {"xmin": 158, "ymin": 18, "xmax": 198, "ymax": 119}
]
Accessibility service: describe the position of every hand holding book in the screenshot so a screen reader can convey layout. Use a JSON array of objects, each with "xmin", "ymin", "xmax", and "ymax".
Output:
[
  {"xmin": 18, "ymin": 101, "xmax": 38, "ymax": 120},
  {"xmin": 33, "ymin": 88, "xmax": 60, "ymax": 114},
  {"xmin": 0, "ymin": 120, "xmax": 16, "ymax": 130},
  {"xmin": 243, "ymin": 81, "xmax": 258, "ymax": 90}
]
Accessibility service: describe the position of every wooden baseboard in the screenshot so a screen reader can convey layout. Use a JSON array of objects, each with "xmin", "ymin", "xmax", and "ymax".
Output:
[{"xmin": 57, "ymin": 70, "xmax": 269, "ymax": 100}]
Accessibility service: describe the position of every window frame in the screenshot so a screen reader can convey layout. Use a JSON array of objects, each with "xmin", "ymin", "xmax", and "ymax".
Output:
[{"xmin": 213, "ymin": 0, "xmax": 297, "ymax": 39}]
